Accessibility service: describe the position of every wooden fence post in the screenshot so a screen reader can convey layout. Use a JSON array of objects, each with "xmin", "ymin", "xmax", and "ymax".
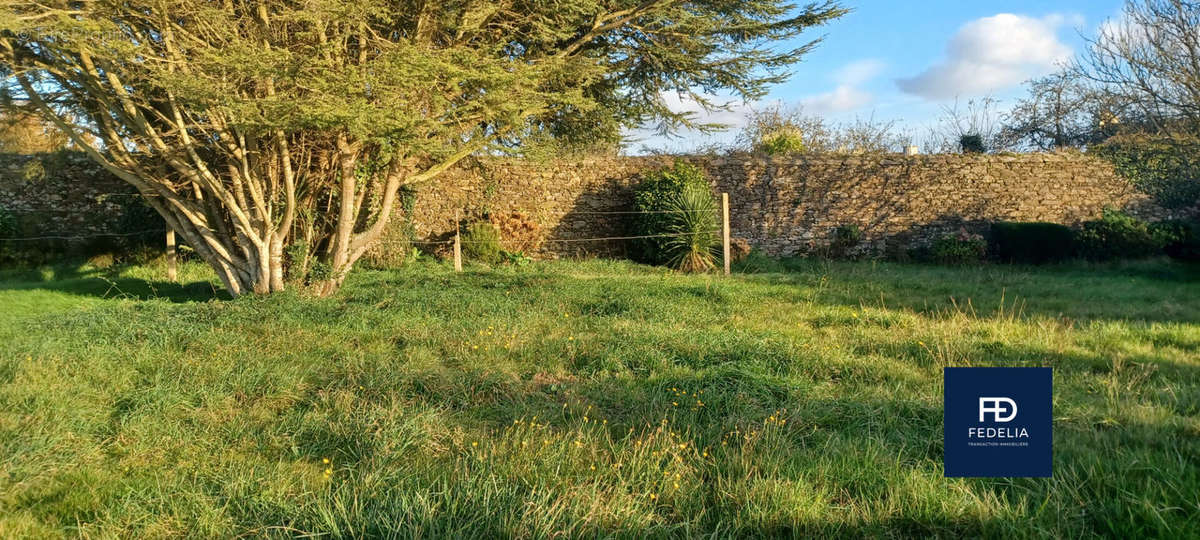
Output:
[
  {"xmin": 453, "ymin": 209, "xmax": 463, "ymax": 272},
  {"xmin": 722, "ymin": 192, "xmax": 730, "ymax": 276},
  {"xmin": 166, "ymin": 228, "xmax": 177, "ymax": 282}
]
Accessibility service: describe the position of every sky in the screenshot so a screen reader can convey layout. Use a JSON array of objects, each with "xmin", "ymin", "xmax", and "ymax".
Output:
[{"xmin": 630, "ymin": 0, "xmax": 1127, "ymax": 153}]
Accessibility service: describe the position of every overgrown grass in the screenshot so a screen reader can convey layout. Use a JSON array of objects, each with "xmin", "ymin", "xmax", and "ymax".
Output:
[{"xmin": 1, "ymin": 257, "xmax": 1197, "ymax": 537}]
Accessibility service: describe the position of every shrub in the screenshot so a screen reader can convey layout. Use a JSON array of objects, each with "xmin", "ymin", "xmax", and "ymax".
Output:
[
  {"xmin": 663, "ymin": 182, "xmax": 719, "ymax": 272},
  {"xmin": 0, "ymin": 204, "xmax": 15, "ymax": 239},
  {"xmin": 931, "ymin": 228, "xmax": 986, "ymax": 265},
  {"xmin": 1151, "ymin": 220, "xmax": 1200, "ymax": 262},
  {"xmin": 826, "ymin": 224, "xmax": 863, "ymax": 259},
  {"xmin": 959, "ymin": 134, "xmax": 986, "ymax": 154},
  {"xmin": 756, "ymin": 128, "xmax": 806, "ymax": 155},
  {"xmin": 462, "ymin": 221, "xmax": 504, "ymax": 264},
  {"xmin": 629, "ymin": 162, "xmax": 709, "ymax": 266},
  {"xmin": 489, "ymin": 211, "xmax": 543, "ymax": 254},
  {"xmin": 989, "ymin": 221, "xmax": 1075, "ymax": 264},
  {"xmin": 1075, "ymin": 210, "xmax": 1164, "ymax": 261}
]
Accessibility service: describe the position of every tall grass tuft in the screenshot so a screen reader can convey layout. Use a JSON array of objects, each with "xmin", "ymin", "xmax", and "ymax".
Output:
[{"xmin": 664, "ymin": 183, "xmax": 719, "ymax": 272}]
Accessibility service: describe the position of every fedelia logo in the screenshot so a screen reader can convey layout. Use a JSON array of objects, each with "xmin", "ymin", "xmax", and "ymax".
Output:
[
  {"xmin": 944, "ymin": 367, "xmax": 1052, "ymax": 477},
  {"xmin": 979, "ymin": 397, "xmax": 1017, "ymax": 422}
]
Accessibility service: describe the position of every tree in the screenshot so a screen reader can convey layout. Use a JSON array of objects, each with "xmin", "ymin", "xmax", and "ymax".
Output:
[
  {"xmin": 1, "ymin": 1, "xmax": 847, "ymax": 296},
  {"xmin": 1001, "ymin": 72, "xmax": 1117, "ymax": 151},
  {"xmin": 1077, "ymin": 0, "xmax": 1200, "ymax": 136},
  {"xmin": 736, "ymin": 105, "xmax": 908, "ymax": 154},
  {"xmin": 924, "ymin": 97, "xmax": 1011, "ymax": 154}
]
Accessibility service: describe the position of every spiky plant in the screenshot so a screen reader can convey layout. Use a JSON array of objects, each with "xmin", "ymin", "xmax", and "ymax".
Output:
[{"xmin": 664, "ymin": 184, "xmax": 720, "ymax": 272}]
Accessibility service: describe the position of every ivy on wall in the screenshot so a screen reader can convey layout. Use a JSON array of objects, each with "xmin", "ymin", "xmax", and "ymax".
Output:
[{"xmin": 1092, "ymin": 135, "xmax": 1200, "ymax": 210}]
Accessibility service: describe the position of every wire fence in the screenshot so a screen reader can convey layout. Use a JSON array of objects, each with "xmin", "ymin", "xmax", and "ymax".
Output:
[
  {"xmin": 1, "ymin": 229, "xmax": 164, "ymax": 242},
  {"xmin": 1, "ymin": 203, "xmax": 733, "ymax": 274},
  {"xmin": 385, "ymin": 228, "xmax": 724, "ymax": 247}
]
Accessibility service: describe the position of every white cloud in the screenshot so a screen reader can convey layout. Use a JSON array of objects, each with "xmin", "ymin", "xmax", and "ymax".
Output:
[
  {"xmin": 799, "ymin": 59, "xmax": 886, "ymax": 114},
  {"xmin": 801, "ymin": 86, "xmax": 874, "ymax": 114},
  {"xmin": 835, "ymin": 59, "xmax": 886, "ymax": 86},
  {"xmin": 897, "ymin": 14, "xmax": 1075, "ymax": 100}
]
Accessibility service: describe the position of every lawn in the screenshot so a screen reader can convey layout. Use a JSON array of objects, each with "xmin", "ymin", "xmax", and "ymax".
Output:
[{"xmin": 0, "ymin": 258, "xmax": 1198, "ymax": 537}]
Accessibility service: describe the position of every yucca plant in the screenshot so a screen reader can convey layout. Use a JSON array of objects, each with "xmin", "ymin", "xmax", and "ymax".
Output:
[{"xmin": 664, "ymin": 183, "xmax": 720, "ymax": 272}]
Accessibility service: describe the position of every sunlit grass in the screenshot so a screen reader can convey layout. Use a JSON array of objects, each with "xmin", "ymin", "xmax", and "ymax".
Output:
[{"xmin": 0, "ymin": 257, "xmax": 1197, "ymax": 537}]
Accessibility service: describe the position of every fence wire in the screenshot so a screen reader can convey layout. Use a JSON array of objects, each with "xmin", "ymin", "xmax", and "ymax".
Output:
[
  {"xmin": 1, "ymin": 229, "xmax": 164, "ymax": 242},
  {"xmin": 0, "ymin": 209, "xmax": 724, "ymax": 244}
]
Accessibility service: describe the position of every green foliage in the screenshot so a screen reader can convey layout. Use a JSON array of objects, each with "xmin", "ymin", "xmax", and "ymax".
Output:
[
  {"xmin": 756, "ymin": 129, "xmax": 806, "ymax": 155},
  {"xmin": 1093, "ymin": 135, "xmax": 1200, "ymax": 209},
  {"xmin": 462, "ymin": 222, "xmax": 504, "ymax": 265},
  {"xmin": 1151, "ymin": 220, "xmax": 1200, "ymax": 262},
  {"xmin": 1076, "ymin": 210, "xmax": 1165, "ymax": 261},
  {"xmin": 989, "ymin": 222, "xmax": 1076, "ymax": 264},
  {"xmin": 662, "ymin": 183, "xmax": 719, "ymax": 272},
  {"xmin": 826, "ymin": 224, "xmax": 864, "ymax": 259},
  {"xmin": 629, "ymin": 162, "xmax": 710, "ymax": 266},
  {"xmin": 502, "ymin": 250, "xmax": 533, "ymax": 267},
  {"xmin": 931, "ymin": 228, "xmax": 986, "ymax": 265},
  {"xmin": 1, "ymin": 0, "xmax": 847, "ymax": 295},
  {"xmin": 0, "ymin": 204, "xmax": 15, "ymax": 239},
  {"xmin": 959, "ymin": 134, "xmax": 986, "ymax": 154},
  {"xmin": 19, "ymin": 158, "xmax": 44, "ymax": 182}
]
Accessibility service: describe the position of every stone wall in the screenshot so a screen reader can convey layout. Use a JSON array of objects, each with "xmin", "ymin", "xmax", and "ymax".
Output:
[
  {"xmin": 0, "ymin": 152, "xmax": 146, "ymax": 245},
  {"xmin": 391, "ymin": 152, "xmax": 1171, "ymax": 258},
  {"xmin": 1, "ymin": 151, "xmax": 1178, "ymax": 258}
]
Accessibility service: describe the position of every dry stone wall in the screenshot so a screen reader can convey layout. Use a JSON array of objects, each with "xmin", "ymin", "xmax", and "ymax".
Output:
[
  {"xmin": 392, "ymin": 152, "xmax": 1170, "ymax": 258},
  {"xmin": 1, "ymin": 151, "xmax": 1176, "ymax": 258},
  {"xmin": 0, "ymin": 152, "xmax": 143, "ymax": 243}
]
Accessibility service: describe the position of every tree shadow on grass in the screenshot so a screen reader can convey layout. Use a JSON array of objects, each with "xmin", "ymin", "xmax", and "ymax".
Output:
[{"xmin": 0, "ymin": 262, "xmax": 226, "ymax": 302}]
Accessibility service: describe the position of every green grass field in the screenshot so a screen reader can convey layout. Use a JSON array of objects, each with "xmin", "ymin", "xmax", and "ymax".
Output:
[{"xmin": 1, "ymin": 258, "xmax": 1198, "ymax": 537}]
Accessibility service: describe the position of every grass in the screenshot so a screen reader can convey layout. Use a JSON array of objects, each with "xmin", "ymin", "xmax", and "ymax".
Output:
[{"xmin": 0, "ymin": 257, "xmax": 1198, "ymax": 537}]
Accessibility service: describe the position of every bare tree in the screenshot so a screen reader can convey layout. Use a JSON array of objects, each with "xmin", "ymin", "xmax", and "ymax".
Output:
[
  {"xmin": 1077, "ymin": 0, "xmax": 1200, "ymax": 135},
  {"xmin": 736, "ymin": 105, "xmax": 908, "ymax": 154},
  {"xmin": 736, "ymin": 104, "xmax": 833, "ymax": 154},
  {"xmin": 1001, "ymin": 72, "xmax": 1119, "ymax": 150},
  {"xmin": 924, "ymin": 97, "xmax": 1011, "ymax": 154}
]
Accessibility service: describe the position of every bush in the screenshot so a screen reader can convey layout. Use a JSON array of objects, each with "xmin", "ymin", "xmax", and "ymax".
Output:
[
  {"xmin": 1151, "ymin": 220, "xmax": 1200, "ymax": 262},
  {"xmin": 959, "ymin": 134, "xmax": 986, "ymax": 154},
  {"xmin": 931, "ymin": 228, "xmax": 986, "ymax": 265},
  {"xmin": 629, "ymin": 162, "xmax": 710, "ymax": 266},
  {"xmin": 756, "ymin": 129, "xmax": 806, "ymax": 155},
  {"xmin": 1075, "ymin": 210, "xmax": 1164, "ymax": 261},
  {"xmin": 663, "ymin": 182, "xmax": 719, "ymax": 272},
  {"xmin": 989, "ymin": 221, "xmax": 1076, "ymax": 264},
  {"xmin": 489, "ymin": 211, "xmax": 543, "ymax": 254},
  {"xmin": 826, "ymin": 224, "xmax": 863, "ymax": 259},
  {"xmin": 0, "ymin": 204, "xmax": 15, "ymax": 239},
  {"xmin": 462, "ymin": 221, "xmax": 504, "ymax": 264}
]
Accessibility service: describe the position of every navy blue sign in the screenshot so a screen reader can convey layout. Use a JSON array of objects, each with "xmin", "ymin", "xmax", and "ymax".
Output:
[{"xmin": 943, "ymin": 367, "xmax": 1052, "ymax": 477}]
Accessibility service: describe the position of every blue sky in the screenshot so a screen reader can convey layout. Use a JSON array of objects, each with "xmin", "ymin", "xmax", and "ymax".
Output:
[{"xmin": 633, "ymin": 0, "xmax": 1126, "ymax": 152}]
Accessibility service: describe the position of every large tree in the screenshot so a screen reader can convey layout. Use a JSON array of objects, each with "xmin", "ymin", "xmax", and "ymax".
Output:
[
  {"xmin": 1078, "ymin": 0, "xmax": 1200, "ymax": 136},
  {"xmin": 1001, "ymin": 72, "xmax": 1118, "ymax": 151},
  {"xmin": 0, "ymin": 0, "xmax": 845, "ymax": 295}
]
